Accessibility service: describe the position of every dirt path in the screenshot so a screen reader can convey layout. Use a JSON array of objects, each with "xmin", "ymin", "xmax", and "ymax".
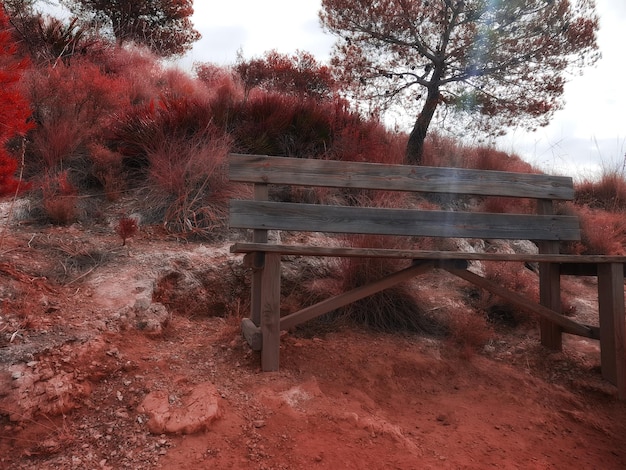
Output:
[{"xmin": 1, "ymin": 224, "xmax": 625, "ymax": 469}]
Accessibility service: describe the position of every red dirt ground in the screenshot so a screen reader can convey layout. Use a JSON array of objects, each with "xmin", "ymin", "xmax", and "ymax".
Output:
[{"xmin": 1, "ymin": 218, "xmax": 625, "ymax": 469}]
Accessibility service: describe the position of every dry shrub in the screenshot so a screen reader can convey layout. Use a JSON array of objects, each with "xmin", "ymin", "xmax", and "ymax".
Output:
[
  {"xmin": 226, "ymin": 90, "xmax": 399, "ymax": 162},
  {"xmin": 421, "ymin": 132, "xmax": 462, "ymax": 167},
  {"xmin": 464, "ymin": 147, "xmax": 536, "ymax": 173},
  {"xmin": 326, "ymin": 234, "xmax": 443, "ymax": 334},
  {"xmin": 116, "ymin": 216, "xmax": 138, "ymax": 246},
  {"xmin": 480, "ymin": 196, "xmax": 535, "ymax": 214},
  {"xmin": 328, "ymin": 101, "xmax": 402, "ymax": 164},
  {"xmin": 232, "ymin": 92, "xmax": 333, "ymax": 158},
  {"xmin": 23, "ymin": 60, "xmax": 129, "ymax": 175},
  {"xmin": 575, "ymin": 171, "xmax": 626, "ymax": 212},
  {"xmin": 199, "ymin": 64, "xmax": 244, "ymax": 130},
  {"xmin": 43, "ymin": 196, "xmax": 78, "ymax": 225},
  {"xmin": 110, "ymin": 92, "xmax": 241, "ymax": 238},
  {"xmin": 40, "ymin": 171, "xmax": 79, "ymax": 225},
  {"xmin": 480, "ymin": 262, "xmax": 539, "ymax": 326},
  {"xmin": 89, "ymin": 143, "xmax": 125, "ymax": 201},
  {"xmin": 142, "ymin": 134, "xmax": 236, "ymax": 239},
  {"xmin": 421, "ymin": 133, "xmax": 538, "ymax": 174},
  {"xmin": 477, "ymin": 261, "xmax": 575, "ymax": 327},
  {"xmin": 565, "ymin": 205, "xmax": 626, "ymax": 255}
]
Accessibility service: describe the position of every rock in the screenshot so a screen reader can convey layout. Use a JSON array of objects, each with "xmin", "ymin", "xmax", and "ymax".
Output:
[
  {"xmin": 133, "ymin": 296, "xmax": 152, "ymax": 311},
  {"xmin": 137, "ymin": 382, "xmax": 222, "ymax": 434},
  {"xmin": 241, "ymin": 318, "xmax": 262, "ymax": 351},
  {"xmin": 118, "ymin": 302, "xmax": 171, "ymax": 335}
]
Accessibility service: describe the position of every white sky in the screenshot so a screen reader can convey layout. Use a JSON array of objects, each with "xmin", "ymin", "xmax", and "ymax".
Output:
[{"xmin": 184, "ymin": 0, "xmax": 626, "ymax": 179}]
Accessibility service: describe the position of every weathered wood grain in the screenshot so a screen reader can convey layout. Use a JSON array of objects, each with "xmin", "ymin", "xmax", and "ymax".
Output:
[
  {"xmin": 230, "ymin": 200, "xmax": 581, "ymax": 241},
  {"xmin": 229, "ymin": 154, "xmax": 575, "ymax": 199}
]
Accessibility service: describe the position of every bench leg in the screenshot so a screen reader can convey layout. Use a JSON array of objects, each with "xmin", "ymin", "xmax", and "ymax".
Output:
[
  {"xmin": 260, "ymin": 253, "xmax": 281, "ymax": 371},
  {"xmin": 598, "ymin": 263, "xmax": 626, "ymax": 399},
  {"xmin": 539, "ymin": 262, "xmax": 562, "ymax": 350},
  {"xmin": 250, "ymin": 256, "xmax": 263, "ymax": 326},
  {"xmin": 240, "ymin": 253, "xmax": 265, "ymax": 351}
]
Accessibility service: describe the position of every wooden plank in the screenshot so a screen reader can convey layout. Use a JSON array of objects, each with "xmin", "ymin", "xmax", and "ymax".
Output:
[
  {"xmin": 443, "ymin": 267, "xmax": 597, "ymax": 339},
  {"xmin": 231, "ymin": 243, "xmax": 626, "ymax": 264},
  {"xmin": 260, "ymin": 253, "xmax": 281, "ymax": 371},
  {"xmin": 598, "ymin": 263, "xmax": 626, "ymax": 398},
  {"xmin": 229, "ymin": 154, "xmax": 575, "ymax": 200},
  {"xmin": 279, "ymin": 261, "xmax": 436, "ymax": 330},
  {"xmin": 230, "ymin": 200, "xmax": 581, "ymax": 241}
]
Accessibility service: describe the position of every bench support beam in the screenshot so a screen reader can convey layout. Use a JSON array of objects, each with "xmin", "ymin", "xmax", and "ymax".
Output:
[
  {"xmin": 443, "ymin": 267, "xmax": 597, "ymax": 339},
  {"xmin": 279, "ymin": 260, "xmax": 440, "ymax": 331}
]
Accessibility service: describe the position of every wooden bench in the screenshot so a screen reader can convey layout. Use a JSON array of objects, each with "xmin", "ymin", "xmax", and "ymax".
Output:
[{"xmin": 228, "ymin": 153, "xmax": 626, "ymax": 399}]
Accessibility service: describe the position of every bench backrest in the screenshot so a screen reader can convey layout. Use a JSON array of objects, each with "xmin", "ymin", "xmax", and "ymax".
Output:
[{"xmin": 229, "ymin": 154, "xmax": 580, "ymax": 242}]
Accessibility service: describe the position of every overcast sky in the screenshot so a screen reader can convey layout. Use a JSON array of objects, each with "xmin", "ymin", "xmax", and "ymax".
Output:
[{"xmin": 186, "ymin": 0, "xmax": 624, "ymax": 178}]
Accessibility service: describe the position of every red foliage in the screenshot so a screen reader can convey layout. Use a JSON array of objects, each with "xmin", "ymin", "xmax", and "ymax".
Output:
[
  {"xmin": 565, "ymin": 205, "xmax": 626, "ymax": 255},
  {"xmin": 0, "ymin": 5, "xmax": 33, "ymax": 196},
  {"xmin": 116, "ymin": 217, "xmax": 138, "ymax": 246},
  {"xmin": 575, "ymin": 172, "xmax": 626, "ymax": 212},
  {"xmin": 228, "ymin": 93, "xmax": 332, "ymax": 158},
  {"xmin": 40, "ymin": 170, "xmax": 79, "ymax": 225},
  {"xmin": 421, "ymin": 133, "xmax": 538, "ymax": 174},
  {"xmin": 25, "ymin": 58, "xmax": 131, "ymax": 173},
  {"xmin": 235, "ymin": 50, "xmax": 336, "ymax": 101}
]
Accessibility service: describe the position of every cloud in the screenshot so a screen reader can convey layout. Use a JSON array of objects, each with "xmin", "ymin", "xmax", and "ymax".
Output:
[{"xmin": 187, "ymin": 1, "xmax": 333, "ymax": 65}]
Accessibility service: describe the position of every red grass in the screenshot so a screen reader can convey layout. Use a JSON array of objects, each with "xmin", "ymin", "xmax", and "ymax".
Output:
[
  {"xmin": 565, "ymin": 205, "xmax": 626, "ymax": 255},
  {"xmin": 575, "ymin": 171, "xmax": 626, "ymax": 212},
  {"xmin": 40, "ymin": 170, "xmax": 79, "ymax": 225},
  {"xmin": 421, "ymin": 133, "xmax": 538, "ymax": 174},
  {"xmin": 23, "ymin": 59, "xmax": 129, "ymax": 175},
  {"xmin": 480, "ymin": 196, "xmax": 536, "ymax": 214},
  {"xmin": 89, "ymin": 143, "xmax": 125, "ymax": 201}
]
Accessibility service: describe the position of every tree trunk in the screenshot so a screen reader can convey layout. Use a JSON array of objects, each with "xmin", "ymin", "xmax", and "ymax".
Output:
[{"xmin": 405, "ymin": 88, "xmax": 440, "ymax": 166}]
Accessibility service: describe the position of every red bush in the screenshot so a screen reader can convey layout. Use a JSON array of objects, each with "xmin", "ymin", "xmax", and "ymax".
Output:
[
  {"xmin": 421, "ymin": 133, "xmax": 538, "ymax": 174},
  {"xmin": 234, "ymin": 49, "xmax": 336, "ymax": 101},
  {"xmin": 565, "ymin": 205, "xmax": 626, "ymax": 255},
  {"xmin": 0, "ymin": 6, "xmax": 34, "ymax": 196},
  {"xmin": 24, "ymin": 59, "xmax": 129, "ymax": 173},
  {"xmin": 116, "ymin": 217, "xmax": 138, "ymax": 246},
  {"xmin": 575, "ymin": 171, "xmax": 626, "ymax": 212}
]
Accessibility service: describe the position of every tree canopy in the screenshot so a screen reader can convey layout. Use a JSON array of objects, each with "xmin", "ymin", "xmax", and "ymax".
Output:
[
  {"xmin": 61, "ymin": 0, "xmax": 200, "ymax": 57},
  {"xmin": 320, "ymin": 0, "xmax": 600, "ymax": 164}
]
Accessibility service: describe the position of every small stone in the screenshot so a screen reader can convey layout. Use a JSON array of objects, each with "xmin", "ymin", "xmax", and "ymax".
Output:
[{"xmin": 253, "ymin": 420, "xmax": 266, "ymax": 428}]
